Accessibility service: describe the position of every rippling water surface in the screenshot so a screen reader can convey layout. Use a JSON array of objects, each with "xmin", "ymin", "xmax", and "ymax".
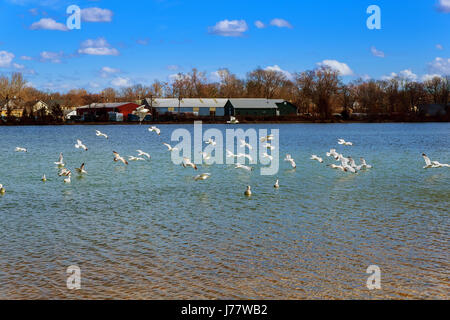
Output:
[{"xmin": 0, "ymin": 123, "xmax": 449, "ymax": 299}]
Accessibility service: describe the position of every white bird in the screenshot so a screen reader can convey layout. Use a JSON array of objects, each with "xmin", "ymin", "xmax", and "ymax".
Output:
[
  {"xmin": 54, "ymin": 152, "xmax": 65, "ymax": 167},
  {"xmin": 310, "ymin": 155, "xmax": 323, "ymax": 163},
  {"xmin": 58, "ymin": 168, "xmax": 71, "ymax": 177},
  {"xmin": 75, "ymin": 139, "xmax": 88, "ymax": 151},
  {"xmin": 41, "ymin": 174, "xmax": 47, "ymax": 182},
  {"xmin": 63, "ymin": 174, "xmax": 71, "ymax": 184},
  {"xmin": 163, "ymin": 143, "xmax": 178, "ymax": 152},
  {"xmin": 137, "ymin": 150, "xmax": 151, "ymax": 159},
  {"xmin": 182, "ymin": 157, "xmax": 198, "ymax": 170},
  {"xmin": 235, "ymin": 163, "xmax": 253, "ymax": 171},
  {"xmin": 244, "ymin": 185, "xmax": 252, "ymax": 196},
  {"xmin": 194, "ymin": 173, "xmax": 211, "ymax": 181},
  {"xmin": 205, "ymin": 138, "xmax": 216, "ymax": 146},
  {"xmin": 343, "ymin": 164, "xmax": 357, "ymax": 173},
  {"xmin": 226, "ymin": 149, "xmax": 238, "ymax": 158},
  {"xmin": 326, "ymin": 149, "xmax": 340, "ymax": 160},
  {"xmin": 274, "ymin": 179, "xmax": 279, "ymax": 188},
  {"xmin": 260, "ymin": 134, "xmax": 274, "ymax": 142},
  {"xmin": 200, "ymin": 151, "xmax": 211, "ymax": 161},
  {"xmin": 128, "ymin": 156, "xmax": 145, "ymax": 161},
  {"xmin": 284, "ymin": 154, "xmax": 296, "ymax": 168},
  {"xmin": 422, "ymin": 153, "xmax": 450, "ymax": 168},
  {"xmin": 148, "ymin": 126, "xmax": 161, "ymax": 135},
  {"xmin": 262, "ymin": 152, "xmax": 273, "ymax": 161},
  {"xmin": 327, "ymin": 164, "xmax": 346, "ymax": 172},
  {"xmin": 263, "ymin": 143, "xmax": 275, "ymax": 150},
  {"xmin": 15, "ymin": 147, "xmax": 27, "ymax": 152},
  {"xmin": 95, "ymin": 130, "xmax": 108, "ymax": 139},
  {"xmin": 0, "ymin": 184, "xmax": 5, "ymax": 194},
  {"xmin": 239, "ymin": 139, "xmax": 253, "ymax": 150},
  {"xmin": 236, "ymin": 153, "xmax": 253, "ymax": 162},
  {"xmin": 358, "ymin": 158, "xmax": 372, "ymax": 170},
  {"xmin": 75, "ymin": 163, "xmax": 87, "ymax": 174},
  {"xmin": 338, "ymin": 139, "xmax": 353, "ymax": 146},
  {"xmin": 113, "ymin": 151, "xmax": 128, "ymax": 165}
]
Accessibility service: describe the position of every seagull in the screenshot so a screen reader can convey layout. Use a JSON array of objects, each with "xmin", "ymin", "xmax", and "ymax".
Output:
[
  {"xmin": 263, "ymin": 143, "xmax": 275, "ymax": 150},
  {"xmin": 244, "ymin": 186, "xmax": 252, "ymax": 196},
  {"xmin": 326, "ymin": 149, "xmax": 340, "ymax": 160},
  {"xmin": 128, "ymin": 156, "xmax": 145, "ymax": 161},
  {"xmin": 274, "ymin": 179, "xmax": 279, "ymax": 188},
  {"xmin": 95, "ymin": 130, "xmax": 108, "ymax": 139},
  {"xmin": 149, "ymin": 126, "xmax": 161, "ymax": 135},
  {"xmin": 338, "ymin": 139, "xmax": 353, "ymax": 146},
  {"xmin": 182, "ymin": 157, "xmax": 198, "ymax": 170},
  {"xmin": 310, "ymin": 155, "xmax": 324, "ymax": 163},
  {"xmin": 236, "ymin": 153, "xmax": 253, "ymax": 162},
  {"xmin": 359, "ymin": 158, "xmax": 372, "ymax": 170},
  {"xmin": 348, "ymin": 157, "xmax": 358, "ymax": 169},
  {"xmin": 226, "ymin": 149, "xmax": 238, "ymax": 158},
  {"xmin": 262, "ymin": 152, "xmax": 273, "ymax": 161},
  {"xmin": 15, "ymin": 147, "xmax": 27, "ymax": 152},
  {"xmin": 205, "ymin": 138, "xmax": 216, "ymax": 146},
  {"xmin": 58, "ymin": 168, "xmax": 71, "ymax": 176},
  {"xmin": 200, "ymin": 151, "xmax": 211, "ymax": 161},
  {"xmin": 239, "ymin": 139, "xmax": 253, "ymax": 150},
  {"xmin": 194, "ymin": 173, "xmax": 211, "ymax": 181},
  {"xmin": 0, "ymin": 184, "xmax": 5, "ymax": 194},
  {"xmin": 343, "ymin": 164, "xmax": 357, "ymax": 173},
  {"xmin": 137, "ymin": 150, "xmax": 151, "ymax": 159},
  {"xmin": 75, "ymin": 139, "xmax": 88, "ymax": 151},
  {"xmin": 113, "ymin": 151, "xmax": 128, "ymax": 165},
  {"xmin": 75, "ymin": 163, "xmax": 87, "ymax": 175},
  {"xmin": 284, "ymin": 154, "xmax": 296, "ymax": 168},
  {"xmin": 260, "ymin": 134, "xmax": 274, "ymax": 142},
  {"xmin": 54, "ymin": 152, "xmax": 65, "ymax": 167},
  {"xmin": 63, "ymin": 174, "xmax": 71, "ymax": 184},
  {"xmin": 327, "ymin": 164, "xmax": 346, "ymax": 172},
  {"xmin": 163, "ymin": 143, "xmax": 178, "ymax": 152},
  {"xmin": 41, "ymin": 174, "xmax": 47, "ymax": 182},
  {"xmin": 422, "ymin": 153, "xmax": 450, "ymax": 168},
  {"xmin": 235, "ymin": 163, "xmax": 253, "ymax": 171}
]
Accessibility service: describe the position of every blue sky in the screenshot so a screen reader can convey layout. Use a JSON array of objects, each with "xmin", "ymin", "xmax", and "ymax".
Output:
[{"xmin": 0, "ymin": 0, "xmax": 449, "ymax": 92}]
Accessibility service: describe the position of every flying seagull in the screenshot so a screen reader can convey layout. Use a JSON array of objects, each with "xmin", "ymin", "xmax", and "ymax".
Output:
[
  {"xmin": 422, "ymin": 153, "xmax": 450, "ymax": 168},
  {"xmin": 182, "ymin": 157, "xmax": 198, "ymax": 170},
  {"xmin": 163, "ymin": 143, "xmax": 178, "ymax": 152},
  {"xmin": 338, "ymin": 139, "xmax": 353, "ymax": 146},
  {"xmin": 284, "ymin": 154, "xmax": 296, "ymax": 168},
  {"xmin": 194, "ymin": 173, "xmax": 211, "ymax": 181},
  {"xmin": 95, "ymin": 130, "xmax": 108, "ymax": 139},
  {"xmin": 15, "ymin": 147, "xmax": 27, "ymax": 152},
  {"xmin": 148, "ymin": 126, "xmax": 161, "ymax": 135},
  {"xmin": 239, "ymin": 139, "xmax": 253, "ymax": 150},
  {"xmin": 113, "ymin": 151, "xmax": 128, "ymax": 165},
  {"xmin": 75, "ymin": 163, "xmax": 87, "ymax": 175},
  {"xmin": 310, "ymin": 155, "xmax": 324, "ymax": 163},
  {"xmin": 75, "ymin": 139, "xmax": 88, "ymax": 151},
  {"xmin": 137, "ymin": 150, "xmax": 151, "ymax": 159},
  {"xmin": 54, "ymin": 152, "xmax": 65, "ymax": 167}
]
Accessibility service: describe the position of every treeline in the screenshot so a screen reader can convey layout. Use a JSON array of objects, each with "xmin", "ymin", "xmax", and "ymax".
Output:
[{"xmin": 1, "ymin": 67, "xmax": 449, "ymax": 122}]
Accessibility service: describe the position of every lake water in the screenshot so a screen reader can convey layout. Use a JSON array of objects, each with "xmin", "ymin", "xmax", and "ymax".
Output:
[{"xmin": 0, "ymin": 123, "xmax": 448, "ymax": 299}]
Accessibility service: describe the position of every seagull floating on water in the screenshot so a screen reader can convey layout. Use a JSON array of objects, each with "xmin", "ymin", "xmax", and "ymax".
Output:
[
  {"xmin": 63, "ymin": 174, "xmax": 71, "ymax": 184},
  {"xmin": 15, "ymin": 147, "xmax": 27, "ymax": 152},
  {"xmin": 274, "ymin": 179, "xmax": 279, "ymax": 188},
  {"xmin": 338, "ymin": 139, "xmax": 353, "ymax": 146},
  {"xmin": 113, "ymin": 151, "xmax": 128, "ymax": 165},
  {"xmin": 41, "ymin": 174, "xmax": 47, "ymax": 182},
  {"xmin": 244, "ymin": 186, "xmax": 252, "ymax": 196},
  {"xmin": 422, "ymin": 153, "xmax": 450, "ymax": 169},
  {"xmin": 95, "ymin": 130, "xmax": 108, "ymax": 139},
  {"xmin": 0, "ymin": 184, "xmax": 5, "ymax": 194},
  {"xmin": 75, "ymin": 139, "xmax": 88, "ymax": 151}
]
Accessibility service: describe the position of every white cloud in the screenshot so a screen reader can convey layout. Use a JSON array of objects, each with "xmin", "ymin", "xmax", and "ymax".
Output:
[
  {"xmin": 208, "ymin": 19, "xmax": 248, "ymax": 37},
  {"xmin": 81, "ymin": 7, "xmax": 113, "ymax": 22},
  {"xmin": 111, "ymin": 77, "xmax": 131, "ymax": 87},
  {"xmin": 254, "ymin": 20, "xmax": 266, "ymax": 29},
  {"xmin": 13, "ymin": 63, "xmax": 25, "ymax": 69},
  {"xmin": 428, "ymin": 57, "xmax": 450, "ymax": 75},
  {"xmin": 371, "ymin": 46, "xmax": 385, "ymax": 58},
  {"xmin": 30, "ymin": 18, "xmax": 68, "ymax": 31},
  {"xmin": 436, "ymin": 44, "xmax": 444, "ymax": 50},
  {"xmin": 40, "ymin": 51, "xmax": 63, "ymax": 63},
  {"xmin": 100, "ymin": 66, "xmax": 120, "ymax": 78},
  {"xmin": 264, "ymin": 65, "xmax": 293, "ymax": 79},
  {"xmin": 437, "ymin": 0, "xmax": 450, "ymax": 13},
  {"xmin": 317, "ymin": 60, "xmax": 354, "ymax": 76},
  {"xmin": 0, "ymin": 51, "xmax": 15, "ymax": 67},
  {"xmin": 270, "ymin": 18, "xmax": 293, "ymax": 28},
  {"xmin": 422, "ymin": 74, "xmax": 442, "ymax": 82},
  {"xmin": 381, "ymin": 69, "xmax": 418, "ymax": 81},
  {"xmin": 78, "ymin": 38, "xmax": 119, "ymax": 56},
  {"xmin": 20, "ymin": 55, "xmax": 33, "ymax": 61},
  {"xmin": 136, "ymin": 38, "xmax": 149, "ymax": 45},
  {"xmin": 167, "ymin": 65, "xmax": 180, "ymax": 71}
]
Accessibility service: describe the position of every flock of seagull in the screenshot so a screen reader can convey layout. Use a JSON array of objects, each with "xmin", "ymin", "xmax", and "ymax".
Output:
[{"xmin": 2, "ymin": 128, "xmax": 449, "ymax": 197}]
